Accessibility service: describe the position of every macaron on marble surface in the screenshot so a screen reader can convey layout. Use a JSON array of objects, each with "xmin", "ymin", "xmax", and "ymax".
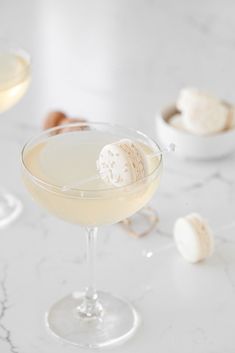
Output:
[{"xmin": 174, "ymin": 213, "xmax": 214, "ymax": 263}]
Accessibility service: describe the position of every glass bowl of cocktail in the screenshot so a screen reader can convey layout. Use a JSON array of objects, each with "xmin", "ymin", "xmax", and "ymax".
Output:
[
  {"xmin": 21, "ymin": 122, "xmax": 162, "ymax": 348},
  {"xmin": 0, "ymin": 39, "xmax": 31, "ymax": 227}
]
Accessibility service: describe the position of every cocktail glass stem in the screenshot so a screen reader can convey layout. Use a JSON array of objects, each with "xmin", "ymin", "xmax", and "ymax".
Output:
[{"xmin": 77, "ymin": 227, "xmax": 103, "ymax": 319}]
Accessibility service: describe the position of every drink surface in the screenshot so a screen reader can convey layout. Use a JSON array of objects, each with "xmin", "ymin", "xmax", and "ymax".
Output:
[
  {"xmin": 0, "ymin": 53, "xmax": 30, "ymax": 112},
  {"xmin": 24, "ymin": 130, "xmax": 161, "ymax": 226}
]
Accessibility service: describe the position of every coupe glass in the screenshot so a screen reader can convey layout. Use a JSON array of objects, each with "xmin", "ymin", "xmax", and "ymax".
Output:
[
  {"xmin": 21, "ymin": 122, "xmax": 162, "ymax": 348},
  {"xmin": 0, "ymin": 39, "xmax": 31, "ymax": 227}
]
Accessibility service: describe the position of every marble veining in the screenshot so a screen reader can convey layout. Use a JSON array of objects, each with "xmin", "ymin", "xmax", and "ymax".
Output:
[
  {"xmin": 0, "ymin": 266, "xmax": 19, "ymax": 353},
  {"xmin": 0, "ymin": 0, "xmax": 235, "ymax": 351},
  {"xmin": 0, "ymin": 120, "xmax": 234, "ymax": 353}
]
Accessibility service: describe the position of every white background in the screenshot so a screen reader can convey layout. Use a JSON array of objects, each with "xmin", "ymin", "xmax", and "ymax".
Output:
[{"xmin": 1, "ymin": 0, "xmax": 235, "ymax": 133}]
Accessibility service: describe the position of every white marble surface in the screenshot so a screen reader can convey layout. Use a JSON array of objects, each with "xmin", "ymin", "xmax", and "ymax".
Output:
[
  {"xmin": 0, "ymin": 119, "xmax": 235, "ymax": 353},
  {"xmin": 0, "ymin": 0, "xmax": 235, "ymax": 352}
]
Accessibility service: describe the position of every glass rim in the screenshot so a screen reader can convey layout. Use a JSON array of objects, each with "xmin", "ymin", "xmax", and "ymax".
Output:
[
  {"xmin": 21, "ymin": 121, "xmax": 163, "ymax": 196},
  {"xmin": 0, "ymin": 38, "xmax": 31, "ymax": 85}
]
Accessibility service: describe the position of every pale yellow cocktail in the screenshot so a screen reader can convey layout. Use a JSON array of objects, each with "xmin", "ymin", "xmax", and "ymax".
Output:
[{"xmin": 21, "ymin": 122, "xmax": 162, "ymax": 348}]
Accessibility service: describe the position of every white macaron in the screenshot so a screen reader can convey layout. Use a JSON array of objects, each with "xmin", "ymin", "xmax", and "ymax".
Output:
[
  {"xmin": 176, "ymin": 88, "xmax": 218, "ymax": 112},
  {"xmin": 174, "ymin": 213, "xmax": 214, "ymax": 263},
  {"xmin": 177, "ymin": 88, "xmax": 229, "ymax": 135},
  {"xmin": 97, "ymin": 139, "xmax": 147, "ymax": 187},
  {"xmin": 168, "ymin": 114, "xmax": 186, "ymax": 130},
  {"xmin": 226, "ymin": 106, "xmax": 235, "ymax": 129}
]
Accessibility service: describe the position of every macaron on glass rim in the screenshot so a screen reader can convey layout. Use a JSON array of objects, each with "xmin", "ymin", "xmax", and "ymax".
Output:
[{"xmin": 21, "ymin": 121, "xmax": 163, "ymax": 196}]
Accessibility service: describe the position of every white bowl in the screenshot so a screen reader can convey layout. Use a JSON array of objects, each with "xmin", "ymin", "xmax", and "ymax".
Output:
[{"xmin": 156, "ymin": 103, "xmax": 235, "ymax": 160}]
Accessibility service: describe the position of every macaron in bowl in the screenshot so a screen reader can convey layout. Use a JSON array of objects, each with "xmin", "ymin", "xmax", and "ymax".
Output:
[{"xmin": 155, "ymin": 89, "xmax": 235, "ymax": 160}]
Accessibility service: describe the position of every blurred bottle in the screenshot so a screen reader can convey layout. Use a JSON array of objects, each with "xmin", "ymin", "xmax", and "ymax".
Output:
[{"xmin": 40, "ymin": 0, "xmax": 158, "ymax": 134}]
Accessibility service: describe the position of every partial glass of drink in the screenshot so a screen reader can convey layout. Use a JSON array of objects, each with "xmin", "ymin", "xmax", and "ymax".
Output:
[{"xmin": 0, "ymin": 39, "xmax": 31, "ymax": 227}]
